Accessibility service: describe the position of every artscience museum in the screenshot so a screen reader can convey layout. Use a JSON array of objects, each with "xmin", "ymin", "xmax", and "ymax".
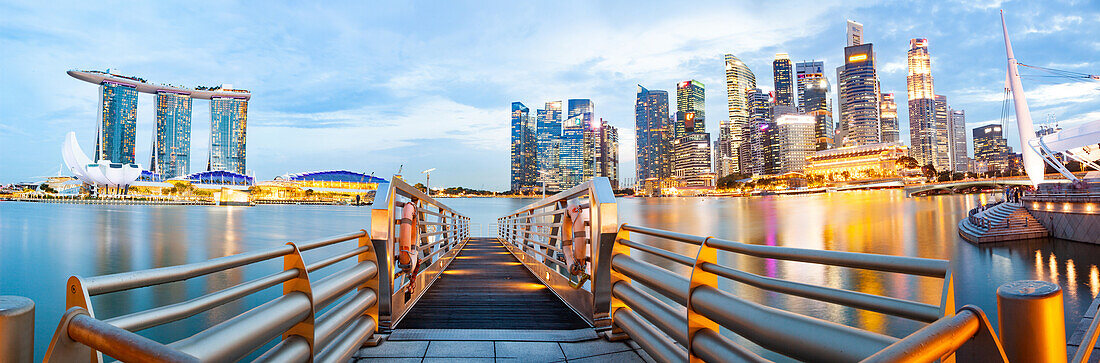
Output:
[{"xmin": 62, "ymin": 131, "xmax": 142, "ymax": 193}]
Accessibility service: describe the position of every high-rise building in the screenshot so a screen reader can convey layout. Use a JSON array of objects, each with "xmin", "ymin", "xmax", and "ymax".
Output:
[
  {"xmin": 973, "ymin": 124, "xmax": 1011, "ymax": 172},
  {"xmin": 879, "ymin": 93, "xmax": 899, "ymax": 143},
  {"xmin": 635, "ymin": 86, "xmax": 671, "ymax": 181},
  {"xmin": 773, "ymin": 54, "xmax": 795, "ymax": 108},
  {"xmin": 562, "ymin": 99, "xmax": 594, "ymax": 189},
  {"xmin": 742, "ymin": 88, "xmax": 774, "ymax": 175},
  {"xmin": 600, "ymin": 122, "xmax": 620, "ymax": 189},
  {"xmin": 847, "ymin": 20, "xmax": 864, "ymax": 47},
  {"xmin": 674, "ymin": 80, "xmax": 706, "ymax": 138},
  {"xmin": 948, "ymin": 108, "xmax": 968, "ymax": 172},
  {"xmin": 906, "ymin": 38, "xmax": 946, "ymax": 169},
  {"xmin": 154, "ymin": 91, "xmax": 192, "ymax": 178},
  {"xmin": 797, "ymin": 60, "xmax": 834, "ymax": 151},
  {"xmin": 209, "ymin": 96, "xmax": 248, "ymax": 174},
  {"xmin": 933, "ymin": 94, "xmax": 951, "ymax": 170},
  {"xmin": 536, "ymin": 101, "xmax": 563, "ymax": 191},
  {"xmin": 510, "ymin": 102, "xmax": 539, "ymax": 192},
  {"xmin": 776, "ymin": 114, "xmax": 816, "ymax": 174},
  {"xmin": 672, "ymin": 80, "xmax": 711, "ymax": 186},
  {"xmin": 838, "ymin": 43, "xmax": 881, "ymax": 147},
  {"xmin": 97, "ymin": 82, "xmax": 139, "ymax": 164},
  {"xmin": 722, "ymin": 54, "xmax": 757, "ymax": 177}
]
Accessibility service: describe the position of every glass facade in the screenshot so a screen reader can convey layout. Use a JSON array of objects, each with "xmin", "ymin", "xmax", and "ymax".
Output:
[
  {"xmin": 974, "ymin": 125, "xmax": 1011, "ymax": 172},
  {"xmin": 933, "ymin": 94, "xmax": 951, "ymax": 170},
  {"xmin": 721, "ymin": 54, "xmax": 756, "ymax": 177},
  {"xmin": 97, "ymin": 81, "xmax": 139, "ymax": 164},
  {"xmin": 635, "ymin": 86, "xmax": 671, "ymax": 181},
  {"xmin": 561, "ymin": 99, "xmax": 593, "ymax": 189},
  {"xmin": 155, "ymin": 91, "xmax": 192, "ymax": 178},
  {"xmin": 796, "ymin": 60, "xmax": 834, "ymax": 151},
  {"xmin": 948, "ymin": 108, "xmax": 969, "ymax": 172},
  {"xmin": 839, "ymin": 43, "xmax": 881, "ymax": 147},
  {"xmin": 209, "ymin": 97, "xmax": 248, "ymax": 174},
  {"xmin": 906, "ymin": 38, "xmax": 945, "ymax": 169},
  {"xmin": 510, "ymin": 102, "xmax": 537, "ymax": 192},
  {"xmin": 674, "ymin": 80, "xmax": 705, "ymax": 138},
  {"xmin": 879, "ymin": 93, "xmax": 899, "ymax": 143},
  {"xmin": 536, "ymin": 101, "xmax": 562, "ymax": 191},
  {"xmin": 773, "ymin": 54, "xmax": 795, "ymax": 108},
  {"xmin": 599, "ymin": 121, "xmax": 620, "ymax": 189},
  {"xmin": 673, "ymin": 80, "xmax": 710, "ymax": 186}
]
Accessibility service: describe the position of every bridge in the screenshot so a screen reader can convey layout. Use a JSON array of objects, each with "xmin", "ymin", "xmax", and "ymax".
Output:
[
  {"xmin": 904, "ymin": 178, "xmax": 1034, "ymax": 196},
  {"xmin": 3, "ymin": 177, "xmax": 1095, "ymax": 362}
]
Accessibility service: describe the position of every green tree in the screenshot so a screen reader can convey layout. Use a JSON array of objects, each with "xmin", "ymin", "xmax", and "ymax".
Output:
[
  {"xmin": 921, "ymin": 164, "xmax": 937, "ymax": 180},
  {"xmin": 895, "ymin": 156, "xmax": 919, "ymax": 169}
]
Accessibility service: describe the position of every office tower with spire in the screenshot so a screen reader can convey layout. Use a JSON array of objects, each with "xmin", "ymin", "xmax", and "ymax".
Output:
[
  {"xmin": 721, "ymin": 54, "xmax": 757, "ymax": 177},
  {"xmin": 773, "ymin": 54, "xmax": 795, "ymax": 108},
  {"xmin": 796, "ymin": 60, "xmax": 834, "ymax": 150},
  {"xmin": 635, "ymin": 86, "xmax": 671, "ymax": 182},
  {"xmin": 879, "ymin": 92, "xmax": 899, "ymax": 143}
]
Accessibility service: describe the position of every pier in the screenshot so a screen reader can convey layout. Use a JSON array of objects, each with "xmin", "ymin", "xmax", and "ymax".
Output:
[{"xmin": 3, "ymin": 177, "xmax": 1097, "ymax": 362}]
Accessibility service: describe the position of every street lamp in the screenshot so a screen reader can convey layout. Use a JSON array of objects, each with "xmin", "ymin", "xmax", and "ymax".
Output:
[{"xmin": 422, "ymin": 168, "xmax": 436, "ymax": 196}]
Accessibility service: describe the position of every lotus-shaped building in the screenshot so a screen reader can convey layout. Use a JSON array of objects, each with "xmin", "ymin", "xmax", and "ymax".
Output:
[{"xmin": 62, "ymin": 132, "xmax": 142, "ymax": 191}]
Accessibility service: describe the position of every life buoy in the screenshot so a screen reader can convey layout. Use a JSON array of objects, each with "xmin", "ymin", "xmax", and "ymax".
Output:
[
  {"xmin": 563, "ymin": 200, "xmax": 588, "ymax": 276},
  {"xmin": 398, "ymin": 200, "xmax": 419, "ymax": 276}
]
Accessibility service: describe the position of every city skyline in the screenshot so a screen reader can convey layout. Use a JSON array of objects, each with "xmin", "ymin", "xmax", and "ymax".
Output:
[{"xmin": 2, "ymin": 2, "xmax": 1098, "ymax": 189}]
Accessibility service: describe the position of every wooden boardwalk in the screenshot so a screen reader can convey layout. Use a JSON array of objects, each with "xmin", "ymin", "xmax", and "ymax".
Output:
[{"xmin": 397, "ymin": 237, "xmax": 589, "ymax": 330}]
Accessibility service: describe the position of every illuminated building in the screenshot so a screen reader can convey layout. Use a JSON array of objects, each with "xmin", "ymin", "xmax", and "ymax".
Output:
[
  {"xmin": 838, "ymin": 43, "xmax": 881, "ymax": 147},
  {"xmin": 776, "ymin": 114, "xmax": 816, "ymax": 174},
  {"xmin": 906, "ymin": 38, "xmax": 949, "ymax": 170},
  {"xmin": 974, "ymin": 124, "xmax": 1012, "ymax": 172},
  {"xmin": 561, "ymin": 99, "xmax": 594, "ymax": 189},
  {"xmin": 796, "ymin": 60, "xmax": 834, "ymax": 151},
  {"xmin": 209, "ymin": 95, "xmax": 248, "ymax": 174},
  {"xmin": 933, "ymin": 94, "xmax": 951, "ymax": 170},
  {"xmin": 879, "ymin": 93, "xmax": 899, "ymax": 143},
  {"xmin": 154, "ymin": 91, "xmax": 192, "ymax": 178},
  {"xmin": 721, "ymin": 54, "xmax": 757, "ymax": 177},
  {"xmin": 672, "ymin": 80, "xmax": 711, "ymax": 185},
  {"xmin": 510, "ymin": 102, "xmax": 537, "ymax": 192},
  {"xmin": 741, "ymin": 88, "xmax": 775, "ymax": 176},
  {"xmin": 806, "ymin": 142, "xmax": 909, "ymax": 180},
  {"xmin": 773, "ymin": 54, "xmax": 795, "ymax": 108},
  {"xmin": 635, "ymin": 86, "xmax": 671, "ymax": 181},
  {"xmin": 847, "ymin": 20, "xmax": 863, "ymax": 47},
  {"xmin": 600, "ymin": 122, "xmax": 620, "ymax": 189},
  {"xmin": 536, "ymin": 101, "xmax": 563, "ymax": 191},
  {"xmin": 275, "ymin": 170, "xmax": 385, "ymax": 190},
  {"xmin": 948, "ymin": 108, "xmax": 969, "ymax": 172},
  {"xmin": 97, "ymin": 81, "xmax": 139, "ymax": 164}
]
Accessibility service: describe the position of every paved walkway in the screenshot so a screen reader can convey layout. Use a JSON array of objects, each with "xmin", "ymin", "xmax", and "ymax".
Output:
[{"xmin": 352, "ymin": 338, "xmax": 653, "ymax": 362}]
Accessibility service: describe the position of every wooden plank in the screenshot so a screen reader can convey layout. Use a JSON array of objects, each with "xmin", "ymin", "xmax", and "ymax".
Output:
[{"xmin": 397, "ymin": 237, "xmax": 589, "ymax": 330}]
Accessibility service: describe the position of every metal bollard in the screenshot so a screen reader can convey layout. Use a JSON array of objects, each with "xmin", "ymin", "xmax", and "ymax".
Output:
[
  {"xmin": 997, "ymin": 280, "xmax": 1066, "ymax": 363},
  {"xmin": 0, "ymin": 296, "xmax": 35, "ymax": 363}
]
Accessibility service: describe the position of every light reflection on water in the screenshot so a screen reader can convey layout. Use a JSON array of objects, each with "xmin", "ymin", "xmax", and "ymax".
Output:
[{"xmin": 2, "ymin": 190, "xmax": 1099, "ymax": 360}]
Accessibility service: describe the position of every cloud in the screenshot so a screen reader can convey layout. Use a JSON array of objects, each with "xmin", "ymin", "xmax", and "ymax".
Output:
[{"xmin": 1023, "ymin": 15, "xmax": 1083, "ymax": 35}]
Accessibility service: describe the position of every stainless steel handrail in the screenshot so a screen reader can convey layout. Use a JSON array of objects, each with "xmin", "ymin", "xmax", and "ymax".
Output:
[
  {"xmin": 44, "ymin": 229, "xmax": 383, "ymax": 363},
  {"xmin": 370, "ymin": 176, "xmax": 471, "ymax": 330},
  {"xmin": 496, "ymin": 177, "xmax": 618, "ymax": 329}
]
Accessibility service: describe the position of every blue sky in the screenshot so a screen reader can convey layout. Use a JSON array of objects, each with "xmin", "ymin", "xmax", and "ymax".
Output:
[{"xmin": 1, "ymin": 1, "xmax": 1097, "ymax": 189}]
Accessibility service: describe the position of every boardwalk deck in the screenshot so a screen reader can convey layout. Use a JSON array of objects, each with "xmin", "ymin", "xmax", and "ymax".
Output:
[{"xmin": 397, "ymin": 237, "xmax": 589, "ymax": 330}]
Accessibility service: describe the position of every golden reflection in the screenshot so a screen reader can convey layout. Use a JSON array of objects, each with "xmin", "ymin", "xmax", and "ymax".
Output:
[
  {"xmin": 1067, "ymin": 259, "xmax": 1077, "ymax": 298},
  {"xmin": 1035, "ymin": 250, "xmax": 1044, "ymax": 280},
  {"xmin": 1050, "ymin": 254, "xmax": 1059, "ymax": 281},
  {"xmin": 443, "ymin": 269, "xmax": 472, "ymax": 275},
  {"xmin": 1091, "ymin": 265, "xmax": 1099, "ymax": 298},
  {"xmin": 856, "ymin": 270, "xmax": 886, "ymax": 333}
]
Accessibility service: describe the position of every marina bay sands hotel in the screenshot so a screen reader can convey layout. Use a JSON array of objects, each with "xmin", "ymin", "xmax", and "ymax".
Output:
[{"xmin": 68, "ymin": 70, "xmax": 251, "ymax": 178}]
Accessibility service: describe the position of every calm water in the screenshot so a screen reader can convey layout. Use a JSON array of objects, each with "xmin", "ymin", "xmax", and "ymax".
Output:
[{"xmin": 3, "ymin": 191, "xmax": 1099, "ymax": 360}]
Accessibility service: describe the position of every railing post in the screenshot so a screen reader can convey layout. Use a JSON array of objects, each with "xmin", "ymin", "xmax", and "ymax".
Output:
[
  {"xmin": 356, "ymin": 230, "xmax": 383, "ymax": 347},
  {"xmin": 370, "ymin": 182, "xmax": 396, "ymax": 330},
  {"xmin": 687, "ymin": 238, "xmax": 718, "ymax": 362},
  {"xmin": 0, "ymin": 296, "xmax": 35, "ymax": 363},
  {"xmin": 589, "ymin": 177, "xmax": 618, "ymax": 330},
  {"xmin": 997, "ymin": 280, "xmax": 1066, "ymax": 363},
  {"xmin": 282, "ymin": 242, "xmax": 316, "ymax": 359}
]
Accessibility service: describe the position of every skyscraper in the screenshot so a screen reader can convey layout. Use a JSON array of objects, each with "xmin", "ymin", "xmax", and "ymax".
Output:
[
  {"xmin": 797, "ymin": 60, "xmax": 834, "ymax": 151},
  {"xmin": 635, "ymin": 86, "xmax": 671, "ymax": 182},
  {"xmin": 933, "ymin": 95, "xmax": 951, "ymax": 170},
  {"xmin": 838, "ymin": 43, "xmax": 881, "ymax": 146},
  {"xmin": 562, "ymin": 99, "xmax": 594, "ymax": 189},
  {"xmin": 948, "ymin": 108, "xmax": 969, "ymax": 172},
  {"xmin": 674, "ymin": 80, "xmax": 705, "ymax": 138},
  {"xmin": 536, "ymin": 101, "xmax": 563, "ymax": 191},
  {"xmin": 906, "ymin": 38, "xmax": 946, "ymax": 169},
  {"xmin": 600, "ymin": 122, "xmax": 620, "ymax": 189},
  {"xmin": 776, "ymin": 114, "xmax": 816, "ymax": 174},
  {"xmin": 510, "ymin": 102, "xmax": 538, "ymax": 192},
  {"xmin": 879, "ymin": 93, "xmax": 899, "ymax": 143},
  {"xmin": 97, "ymin": 82, "xmax": 139, "ymax": 164},
  {"xmin": 974, "ymin": 125, "xmax": 1011, "ymax": 172},
  {"xmin": 722, "ymin": 54, "xmax": 757, "ymax": 177},
  {"xmin": 209, "ymin": 96, "xmax": 248, "ymax": 174},
  {"xmin": 742, "ymin": 88, "xmax": 774, "ymax": 175},
  {"xmin": 154, "ymin": 91, "xmax": 192, "ymax": 178},
  {"xmin": 773, "ymin": 54, "xmax": 795, "ymax": 108},
  {"xmin": 847, "ymin": 20, "xmax": 864, "ymax": 46}
]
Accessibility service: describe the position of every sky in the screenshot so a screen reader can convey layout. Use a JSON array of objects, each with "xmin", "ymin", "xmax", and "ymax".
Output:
[{"xmin": 1, "ymin": 1, "xmax": 1098, "ymax": 189}]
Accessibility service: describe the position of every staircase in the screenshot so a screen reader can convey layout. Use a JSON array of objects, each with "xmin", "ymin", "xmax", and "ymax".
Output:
[{"xmin": 959, "ymin": 202, "xmax": 1050, "ymax": 243}]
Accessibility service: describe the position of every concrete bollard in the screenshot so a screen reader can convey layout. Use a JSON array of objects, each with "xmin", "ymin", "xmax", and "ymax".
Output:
[
  {"xmin": 0, "ymin": 296, "xmax": 35, "ymax": 363},
  {"xmin": 997, "ymin": 280, "xmax": 1066, "ymax": 363}
]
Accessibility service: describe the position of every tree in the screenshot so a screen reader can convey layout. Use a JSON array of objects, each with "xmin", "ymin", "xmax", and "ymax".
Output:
[
  {"xmin": 247, "ymin": 186, "xmax": 262, "ymax": 195},
  {"xmin": 413, "ymin": 183, "xmax": 427, "ymax": 193},
  {"xmin": 896, "ymin": 156, "xmax": 919, "ymax": 169},
  {"xmin": 38, "ymin": 183, "xmax": 56, "ymax": 194},
  {"xmin": 304, "ymin": 189, "xmax": 315, "ymax": 197},
  {"xmin": 921, "ymin": 164, "xmax": 937, "ymax": 180},
  {"xmin": 841, "ymin": 171, "xmax": 851, "ymax": 180}
]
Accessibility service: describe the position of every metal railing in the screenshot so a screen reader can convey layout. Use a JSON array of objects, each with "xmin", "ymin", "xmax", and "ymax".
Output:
[
  {"xmin": 370, "ymin": 176, "xmax": 470, "ymax": 330},
  {"xmin": 496, "ymin": 177, "xmax": 618, "ymax": 329},
  {"xmin": 39, "ymin": 174, "xmax": 469, "ymax": 362},
  {"xmin": 43, "ymin": 230, "xmax": 381, "ymax": 362}
]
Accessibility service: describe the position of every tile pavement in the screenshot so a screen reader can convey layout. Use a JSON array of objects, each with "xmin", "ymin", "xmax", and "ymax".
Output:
[{"xmin": 353, "ymin": 337, "xmax": 655, "ymax": 362}]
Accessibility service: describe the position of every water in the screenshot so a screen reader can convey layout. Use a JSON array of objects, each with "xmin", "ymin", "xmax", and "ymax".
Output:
[{"xmin": 3, "ymin": 191, "xmax": 1098, "ymax": 360}]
